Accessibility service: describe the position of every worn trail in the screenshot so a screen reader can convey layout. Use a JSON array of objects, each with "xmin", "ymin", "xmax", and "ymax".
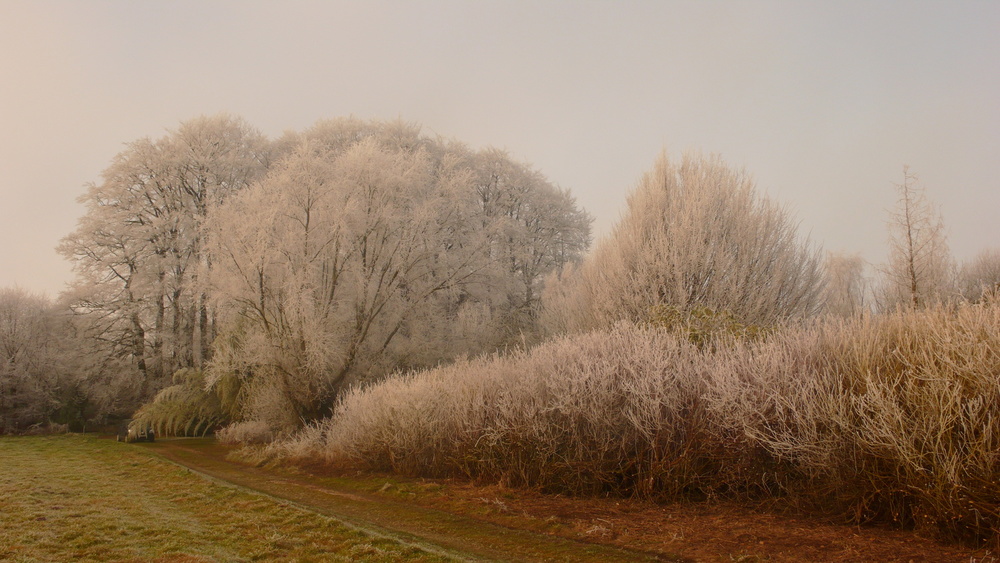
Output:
[{"xmin": 143, "ymin": 438, "xmax": 669, "ymax": 563}]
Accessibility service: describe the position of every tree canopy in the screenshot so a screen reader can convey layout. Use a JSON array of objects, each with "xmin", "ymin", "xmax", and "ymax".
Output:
[
  {"xmin": 543, "ymin": 151, "xmax": 825, "ymax": 334},
  {"xmin": 56, "ymin": 115, "xmax": 592, "ymax": 433}
]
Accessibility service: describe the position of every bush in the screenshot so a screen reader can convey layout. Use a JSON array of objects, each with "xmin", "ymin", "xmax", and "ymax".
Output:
[
  {"xmin": 283, "ymin": 325, "xmax": 730, "ymax": 498},
  {"xmin": 275, "ymin": 302, "xmax": 1000, "ymax": 545},
  {"xmin": 717, "ymin": 304, "xmax": 1000, "ymax": 543},
  {"xmin": 216, "ymin": 420, "xmax": 275, "ymax": 445}
]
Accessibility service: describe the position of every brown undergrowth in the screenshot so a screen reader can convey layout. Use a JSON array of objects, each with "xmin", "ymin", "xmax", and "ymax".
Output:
[{"xmin": 269, "ymin": 302, "xmax": 1000, "ymax": 546}]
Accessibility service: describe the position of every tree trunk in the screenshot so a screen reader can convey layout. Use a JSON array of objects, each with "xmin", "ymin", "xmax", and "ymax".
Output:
[{"xmin": 131, "ymin": 312, "xmax": 148, "ymax": 396}]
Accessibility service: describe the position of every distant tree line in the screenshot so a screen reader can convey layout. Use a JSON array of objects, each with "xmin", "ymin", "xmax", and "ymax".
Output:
[{"xmin": 3, "ymin": 115, "xmax": 999, "ymax": 435}]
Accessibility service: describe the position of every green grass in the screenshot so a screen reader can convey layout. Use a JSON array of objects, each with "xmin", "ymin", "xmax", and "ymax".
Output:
[{"xmin": 0, "ymin": 435, "xmax": 446, "ymax": 562}]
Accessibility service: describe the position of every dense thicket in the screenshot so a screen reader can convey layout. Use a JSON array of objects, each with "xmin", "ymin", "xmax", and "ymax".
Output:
[{"xmin": 274, "ymin": 302, "xmax": 1000, "ymax": 545}]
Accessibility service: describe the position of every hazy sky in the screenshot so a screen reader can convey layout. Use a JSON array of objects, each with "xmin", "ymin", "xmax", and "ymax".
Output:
[{"xmin": 2, "ymin": 0, "xmax": 998, "ymax": 297}]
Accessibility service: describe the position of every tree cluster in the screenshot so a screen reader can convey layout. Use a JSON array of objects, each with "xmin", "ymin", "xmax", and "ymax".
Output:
[
  {"xmin": 59, "ymin": 115, "xmax": 270, "ymax": 397},
  {"xmin": 0, "ymin": 289, "xmax": 98, "ymax": 432},
  {"xmin": 55, "ymin": 115, "xmax": 591, "ymax": 433}
]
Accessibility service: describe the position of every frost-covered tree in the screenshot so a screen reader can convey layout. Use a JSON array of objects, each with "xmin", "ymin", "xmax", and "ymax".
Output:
[
  {"xmin": 205, "ymin": 137, "xmax": 465, "ymax": 425},
  {"xmin": 60, "ymin": 116, "xmax": 590, "ymax": 431},
  {"xmin": 543, "ymin": 151, "xmax": 824, "ymax": 333},
  {"xmin": 204, "ymin": 119, "xmax": 591, "ymax": 431},
  {"xmin": 59, "ymin": 115, "xmax": 269, "ymax": 398},
  {"xmin": 470, "ymin": 148, "xmax": 591, "ymax": 337},
  {"xmin": 878, "ymin": 166, "xmax": 954, "ymax": 309},
  {"xmin": 0, "ymin": 289, "xmax": 73, "ymax": 432}
]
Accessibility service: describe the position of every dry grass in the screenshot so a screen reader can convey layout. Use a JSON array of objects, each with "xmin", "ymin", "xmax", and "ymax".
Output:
[
  {"xmin": 0, "ymin": 435, "xmax": 444, "ymax": 562},
  {"xmin": 273, "ymin": 301, "xmax": 1000, "ymax": 546}
]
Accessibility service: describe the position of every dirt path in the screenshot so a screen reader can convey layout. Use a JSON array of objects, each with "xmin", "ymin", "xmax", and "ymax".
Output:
[
  {"xmin": 142, "ymin": 438, "xmax": 668, "ymax": 562},
  {"xmin": 142, "ymin": 438, "xmax": 995, "ymax": 562}
]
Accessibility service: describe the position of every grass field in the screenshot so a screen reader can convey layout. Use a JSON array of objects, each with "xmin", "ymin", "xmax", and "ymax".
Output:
[
  {"xmin": 4, "ymin": 434, "xmax": 994, "ymax": 562},
  {"xmin": 0, "ymin": 435, "xmax": 445, "ymax": 562}
]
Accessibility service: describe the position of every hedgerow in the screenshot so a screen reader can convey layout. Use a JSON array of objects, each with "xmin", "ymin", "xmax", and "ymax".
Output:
[{"xmin": 269, "ymin": 302, "xmax": 1000, "ymax": 545}]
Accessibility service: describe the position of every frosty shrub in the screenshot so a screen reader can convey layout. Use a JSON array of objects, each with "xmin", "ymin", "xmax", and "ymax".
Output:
[
  {"xmin": 279, "ymin": 301, "xmax": 1000, "ymax": 545},
  {"xmin": 216, "ymin": 419, "xmax": 276, "ymax": 445},
  {"xmin": 714, "ymin": 302, "xmax": 1000, "ymax": 544},
  {"xmin": 289, "ymin": 324, "xmax": 730, "ymax": 498}
]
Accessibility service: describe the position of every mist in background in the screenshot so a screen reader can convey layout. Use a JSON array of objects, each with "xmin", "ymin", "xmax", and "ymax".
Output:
[{"xmin": 2, "ymin": 0, "xmax": 997, "ymax": 296}]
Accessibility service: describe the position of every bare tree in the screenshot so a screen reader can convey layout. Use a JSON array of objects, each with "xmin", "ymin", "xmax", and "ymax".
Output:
[
  {"xmin": 543, "ymin": 151, "xmax": 825, "ymax": 333},
  {"xmin": 878, "ymin": 166, "xmax": 954, "ymax": 309},
  {"xmin": 822, "ymin": 251, "xmax": 868, "ymax": 317}
]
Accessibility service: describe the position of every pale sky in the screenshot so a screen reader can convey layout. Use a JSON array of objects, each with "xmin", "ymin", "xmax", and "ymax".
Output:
[{"xmin": 2, "ymin": 0, "xmax": 998, "ymax": 297}]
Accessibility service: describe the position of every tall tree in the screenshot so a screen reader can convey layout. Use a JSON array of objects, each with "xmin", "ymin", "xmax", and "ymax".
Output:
[
  {"xmin": 59, "ymin": 114, "xmax": 269, "ymax": 400},
  {"xmin": 879, "ymin": 166, "xmax": 953, "ymax": 309}
]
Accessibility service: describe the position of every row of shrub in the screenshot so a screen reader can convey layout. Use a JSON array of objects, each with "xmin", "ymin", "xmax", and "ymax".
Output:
[{"xmin": 267, "ymin": 301, "xmax": 1000, "ymax": 545}]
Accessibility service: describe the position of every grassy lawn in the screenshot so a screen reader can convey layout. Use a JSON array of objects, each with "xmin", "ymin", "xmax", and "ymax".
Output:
[{"xmin": 0, "ymin": 435, "xmax": 446, "ymax": 562}]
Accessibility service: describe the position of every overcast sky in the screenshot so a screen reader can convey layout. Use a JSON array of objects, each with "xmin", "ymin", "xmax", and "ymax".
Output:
[{"xmin": 2, "ymin": 0, "xmax": 998, "ymax": 297}]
